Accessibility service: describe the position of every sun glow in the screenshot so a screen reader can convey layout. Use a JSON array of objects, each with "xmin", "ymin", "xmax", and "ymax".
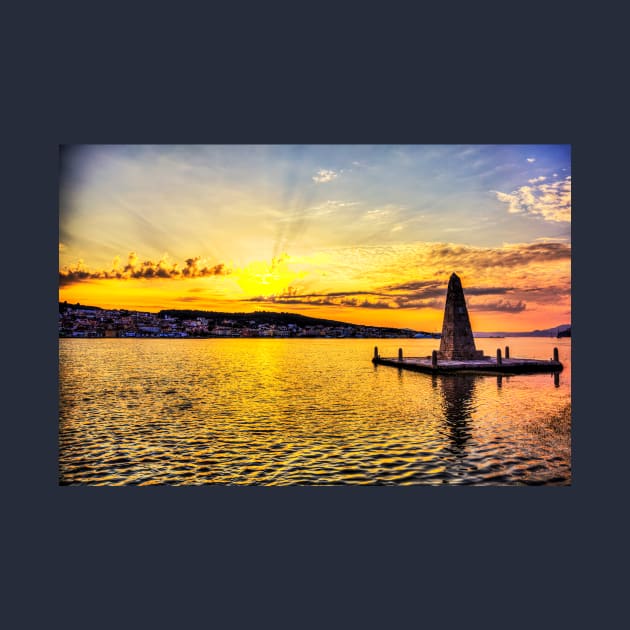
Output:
[{"xmin": 235, "ymin": 256, "xmax": 299, "ymax": 298}]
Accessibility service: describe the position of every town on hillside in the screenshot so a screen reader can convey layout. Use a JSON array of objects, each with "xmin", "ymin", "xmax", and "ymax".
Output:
[{"xmin": 58, "ymin": 303, "xmax": 432, "ymax": 339}]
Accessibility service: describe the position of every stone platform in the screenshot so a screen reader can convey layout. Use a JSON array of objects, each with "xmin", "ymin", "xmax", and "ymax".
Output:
[{"xmin": 372, "ymin": 355, "xmax": 563, "ymax": 375}]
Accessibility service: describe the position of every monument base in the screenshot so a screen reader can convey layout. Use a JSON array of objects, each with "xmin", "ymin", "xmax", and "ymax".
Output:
[{"xmin": 438, "ymin": 349, "xmax": 484, "ymax": 361}]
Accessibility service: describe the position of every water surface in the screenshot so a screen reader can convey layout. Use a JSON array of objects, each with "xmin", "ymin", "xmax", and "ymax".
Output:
[{"xmin": 59, "ymin": 337, "xmax": 571, "ymax": 485}]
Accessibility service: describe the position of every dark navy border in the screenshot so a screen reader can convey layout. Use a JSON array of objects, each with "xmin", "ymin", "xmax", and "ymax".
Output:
[{"xmin": 7, "ymin": 5, "xmax": 614, "ymax": 628}]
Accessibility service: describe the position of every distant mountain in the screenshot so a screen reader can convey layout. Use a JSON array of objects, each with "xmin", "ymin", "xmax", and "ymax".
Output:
[
  {"xmin": 474, "ymin": 324, "xmax": 571, "ymax": 338},
  {"xmin": 159, "ymin": 308, "xmax": 369, "ymax": 329}
]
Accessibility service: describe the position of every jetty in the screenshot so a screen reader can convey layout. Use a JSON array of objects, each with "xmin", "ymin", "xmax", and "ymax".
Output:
[{"xmin": 372, "ymin": 273, "xmax": 563, "ymax": 375}]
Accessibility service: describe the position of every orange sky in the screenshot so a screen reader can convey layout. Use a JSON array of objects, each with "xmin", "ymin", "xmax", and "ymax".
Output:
[{"xmin": 59, "ymin": 145, "xmax": 571, "ymax": 332}]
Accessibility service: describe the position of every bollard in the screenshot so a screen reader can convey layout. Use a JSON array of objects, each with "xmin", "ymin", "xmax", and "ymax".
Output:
[
  {"xmin": 553, "ymin": 347, "xmax": 559, "ymax": 362},
  {"xmin": 398, "ymin": 348, "xmax": 403, "ymax": 361},
  {"xmin": 374, "ymin": 346, "xmax": 379, "ymax": 360},
  {"xmin": 505, "ymin": 346, "xmax": 510, "ymax": 359},
  {"xmin": 432, "ymin": 350, "xmax": 438, "ymax": 368},
  {"xmin": 496, "ymin": 348, "xmax": 502, "ymax": 367}
]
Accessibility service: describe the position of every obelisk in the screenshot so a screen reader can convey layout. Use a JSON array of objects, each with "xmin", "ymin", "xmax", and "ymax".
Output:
[{"xmin": 438, "ymin": 273, "xmax": 484, "ymax": 360}]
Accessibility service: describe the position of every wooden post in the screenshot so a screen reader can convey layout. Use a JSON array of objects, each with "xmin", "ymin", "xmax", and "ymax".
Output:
[
  {"xmin": 398, "ymin": 348, "xmax": 403, "ymax": 361},
  {"xmin": 553, "ymin": 347, "xmax": 559, "ymax": 362},
  {"xmin": 431, "ymin": 350, "xmax": 437, "ymax": 368},
  {"xmin": 496, "ymin": 348, "xmax": 502, "ymax": 367},
  {"xmin": 505, "ymin": 346, "xmax": 510, "ymax": 359},
  {"xmin": 374, "ymin": 346, "xmax": 379, "ymax": 360}
]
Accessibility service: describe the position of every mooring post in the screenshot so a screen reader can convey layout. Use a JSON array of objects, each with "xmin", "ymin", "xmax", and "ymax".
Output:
[
  {"xmin": 431, "ymin": 350, "xmax": 438, "ymax": 368},
  {"xmin": 398, "ymin": 348, "xmax": 403, "ymax": 361},
  {"xmin": 505, "ymin": 346, "xmax": 510, "ymax": 359},
  {"xmin": 374, "ymin": 346, "xmax": 379, "ymax": 360},
  {"xmin": 496, "ymin": 348, "xmax": 502, "ymax": 367},
  {"xmin": 553, "ymin": 347, "xmax": 559, "ymax": 362}
]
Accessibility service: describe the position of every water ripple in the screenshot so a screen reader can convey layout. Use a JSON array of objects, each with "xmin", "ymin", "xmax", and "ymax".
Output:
[{"xmin": 59, "ymin": 338, "xmax": 571, "ymax": 485}]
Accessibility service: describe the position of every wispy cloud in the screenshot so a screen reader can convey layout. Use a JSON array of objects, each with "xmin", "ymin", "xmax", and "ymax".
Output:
[
  {"xmin": 305, "ymin": 199, "xmax": 361, "ymax": 217},
  {"xmin": 469, "ymin": 299, "xmax": 526, "ymax": 313},
  {"xmin": 408, "ymin": 241, "xmax": 571, "ymax": 268},
  {"xmin": 364, "ymin": 204, "xmax": 405, "ymax": 222},
  {"xmin": 312, "ymin": 169, "xmax": 339, "ymax": 183},
  {"xmin": 383, "ymin": 279, "xmax": 514, "ymax": 297},
  {"xmin": 534, "ymin": 236, "xmax": 569, "ymax": 242},
  {"xmin": 493, "ymin": 176, "xmax": 571, "ymax": 223},
  {"xmin": 527, "ymin": 157, "xmax": 536, "ymax": 163},
  {"xmin": 59, "ymin": 252, "xmax": 230, "ymax": 286},
  {"xmin": 244, "ymin": 275, "xmax": 530, "ymax": 312}
]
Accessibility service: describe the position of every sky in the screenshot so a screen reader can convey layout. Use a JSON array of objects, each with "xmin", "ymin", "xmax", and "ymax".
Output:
[{"xmin": 59, "ymin": 144, "xmax": 571, "ymax": 332}]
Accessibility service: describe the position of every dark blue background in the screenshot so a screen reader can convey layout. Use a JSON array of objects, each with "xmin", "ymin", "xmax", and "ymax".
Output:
[{"xmin": 5, "ymin": 3, "xmax": 618, "ymax": 629}]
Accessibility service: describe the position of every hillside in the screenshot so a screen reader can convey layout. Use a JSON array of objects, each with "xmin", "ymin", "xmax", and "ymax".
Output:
[
  {"xmin": 59, "ymin": 302, "xmax": 422, "ymax": 335},
  {"xmin": 474, "ymin": 324, "xmax": 571, "ymax": 338}
]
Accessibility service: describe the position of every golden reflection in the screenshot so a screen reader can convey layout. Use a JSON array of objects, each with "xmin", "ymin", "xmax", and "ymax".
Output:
[
  {"xmin": 438, "ymin": 375, "xmax": 477, "ymax": 455},
  {"xmin": 60, "ymin": 338, "xmax": 571, "ymax": 485}
]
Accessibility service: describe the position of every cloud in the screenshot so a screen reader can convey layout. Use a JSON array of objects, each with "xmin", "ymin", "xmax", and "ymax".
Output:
[
  {"xmin": 307, "ymin": 242, "xmax": 571, "ymax": 302},
  {"xmin": 374, "ymin": 279, "xmax": 522, "ymax": 311},
  {"xmin": 59, "ymin": 252, "xmax": 230, "ymax": 286},
  {"xmin": 306, "ymin": 199, "xmax": 361, "ymax": 217},
  {"xmin": 246, "ymin": 287, "xmax": 398, "ymax": 310},
  {"xmin": 354, "ymin": 299, "xmax": 393, "ymax": 309},
  {"xmin": 534, "ymin": 236, "xmax": 570, "ymax": 242},
  {"xmin": 365, "ymin": 209, "xmax": 389, "ymax": 219},
  {"xmin": 382, "ymin": 279, "xmax": 514, "ymax": 298},
  {"xmin": 240, "ymin": 239, "xmax": 570, "ymax": 316},
  {"xmin": 363, "ymin": 204, "xmax": 405, "ymax": 224},
  {"xmin": 316, "ymin": 200, "xmax": 359, "ymax": 208},
  {"xmin": 527, "ymin": 157, "xmax": 536, "ymax": 163},
  {"xmin": 469, "ymin": 299, "xmax": 526, "ymax": 313},
  {"xmin": 312, "ymin": 169, "xmax": 339, "ymax": 183},
  {"xmin": 407, "ymin": 241, "xmax": 571, "ymax": 269},
  {"xmin": 528, "ymin": 176, "xmax": 547, "ymax": 183},
  {"xmin": 244, "ymin": 278, "xmax": 524, "ymax": 312},
  {"xmin": 517, "ymin": 284, "xmax": 571, "ymax": 304},
  {"xmin": 248, "ymin": 295, "xmax": 338, "ymax": 307},
  {"xmin": 382, "ymin": 279, "xmax": 442, "ymax": 294},
  {"xmin": 493, "ymin": 175, "xmax": 571, "ymax": 222}
]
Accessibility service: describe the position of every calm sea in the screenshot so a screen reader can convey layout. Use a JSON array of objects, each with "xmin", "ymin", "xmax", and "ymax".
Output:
[{"xmin": 59, "ymin": 337, "xmax": 571, "ymax": 486}]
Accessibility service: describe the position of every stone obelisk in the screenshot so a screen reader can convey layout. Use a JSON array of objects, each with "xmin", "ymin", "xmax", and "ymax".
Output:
[{"xmin": 438, "ymin": 273, "xmax": 484, "ymax": 360}]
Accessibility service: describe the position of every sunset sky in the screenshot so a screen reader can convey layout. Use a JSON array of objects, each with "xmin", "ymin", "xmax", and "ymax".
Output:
[{"xmin": 59, "ymin": 144, "xmax": 571, "ymax": 332}]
